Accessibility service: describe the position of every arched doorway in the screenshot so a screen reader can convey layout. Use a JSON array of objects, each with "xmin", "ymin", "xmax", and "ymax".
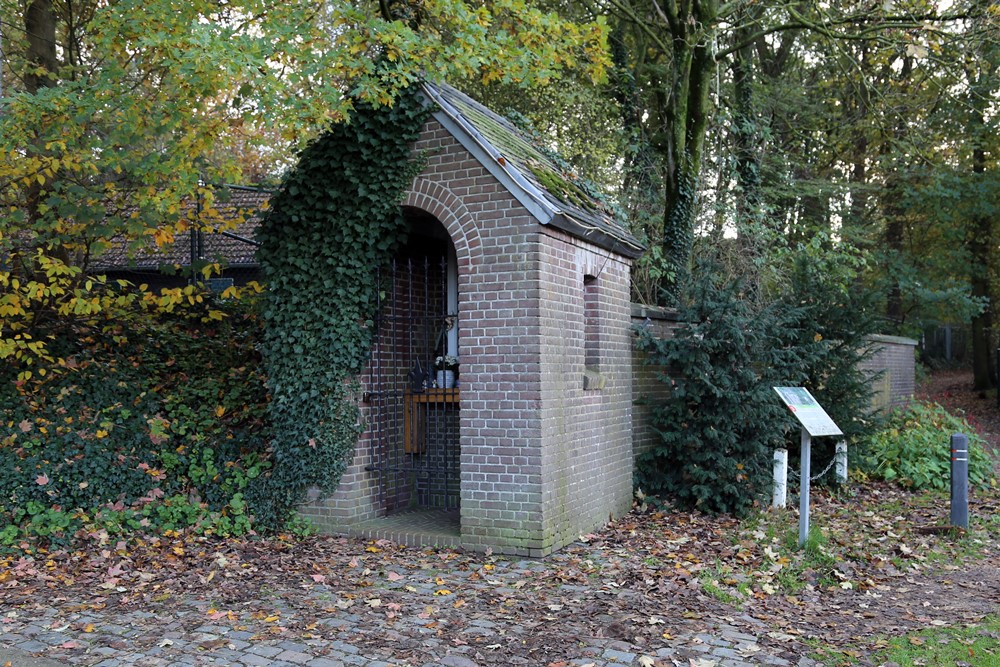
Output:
[{"xmin": 364, "ymin": 210, "xmax": 461, "ymax": 519}]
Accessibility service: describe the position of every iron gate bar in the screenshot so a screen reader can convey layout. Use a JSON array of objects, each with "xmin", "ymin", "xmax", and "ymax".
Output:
[{"xmin": 365, "ymin": 253, "xmax": 460, "ymax": 514}]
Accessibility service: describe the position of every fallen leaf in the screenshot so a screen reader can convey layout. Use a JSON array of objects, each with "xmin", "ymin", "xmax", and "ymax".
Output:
[{"xmin": 689, "ymin": 658, "xmax": 718, "ymax": 667}]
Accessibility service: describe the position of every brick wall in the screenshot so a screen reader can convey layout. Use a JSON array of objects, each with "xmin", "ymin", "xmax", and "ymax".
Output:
[
  {"xmin": 859, "ymin": 334, "xmax": 918, "ymax": 410},
  {"xmin": 536, "ymin": 234, "xmax": 635, "ymax": 553},
  {"xmin": 630, "ymin": 306, "xmax": 682, "ymax": 462}
]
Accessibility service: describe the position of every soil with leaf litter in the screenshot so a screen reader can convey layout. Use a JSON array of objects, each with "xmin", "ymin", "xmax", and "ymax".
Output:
[{"xmin": 0, "ymin": 371, "xmax": 998, "ymax": 667}]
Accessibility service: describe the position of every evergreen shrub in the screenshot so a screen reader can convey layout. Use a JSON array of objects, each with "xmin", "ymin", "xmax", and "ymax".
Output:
[
  {"xmin": 777, "ymin": 252, "xmax": 884, "ymax": 469},
  {"xmin": 637, "ymin": 246, "xmax": 886, "ymax": 513},
  {"xmin": 635, "ymin": 261, "xmax": 800, "ymax": 515}
]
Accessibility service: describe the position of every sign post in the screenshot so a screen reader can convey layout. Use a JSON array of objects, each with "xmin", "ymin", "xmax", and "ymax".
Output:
[
  {"xmin": 799, "ymin": 429, "xmax": 811, "ymax": 546},
  {"xmin": 774, "ymin": 387, "xmax": 843, "ymax": 547}
]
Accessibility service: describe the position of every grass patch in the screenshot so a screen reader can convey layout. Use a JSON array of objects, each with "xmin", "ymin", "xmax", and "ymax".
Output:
[
  {"xmin": 697, "ymin": 564, "xmax": 748, "ymax": 607},
  {"xmin": 872, "ymin": 616, "xmax": 1000, "ymax": 666}
]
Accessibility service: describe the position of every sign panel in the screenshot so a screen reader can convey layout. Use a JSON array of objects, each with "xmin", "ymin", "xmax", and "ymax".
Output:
[{"xmin": 773, "ymin": 387, "xmax": 843, "ymax": 437}]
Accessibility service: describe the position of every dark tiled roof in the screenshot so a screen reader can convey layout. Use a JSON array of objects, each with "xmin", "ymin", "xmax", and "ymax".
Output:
[
  {"xmin": 91, "ymin": 186, "xmax": 270, "ymax": 271},
  {"xmin": 420, "ymin": 81, "xmax": 644, "ymax": 259}
]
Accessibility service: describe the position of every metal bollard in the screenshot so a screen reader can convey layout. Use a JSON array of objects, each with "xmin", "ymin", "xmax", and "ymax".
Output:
[{"xmin": 951, "ymin": 433, "xmax": 969, "ymax": 529}]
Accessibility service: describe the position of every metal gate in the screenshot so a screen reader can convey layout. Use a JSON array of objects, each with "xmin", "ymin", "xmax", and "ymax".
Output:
[{"xmin": 365, "ymin": 250, "xmax": 460, "ymax": 514}]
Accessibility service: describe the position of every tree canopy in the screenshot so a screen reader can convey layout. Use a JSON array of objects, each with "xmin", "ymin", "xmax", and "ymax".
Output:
[
  {"xmin": 0, "ymin": 0, "xmax": 610, "ymax": 372},
  {"xmin": 3, "ymin": 0, "xmax": 998, "ymax": 383}
]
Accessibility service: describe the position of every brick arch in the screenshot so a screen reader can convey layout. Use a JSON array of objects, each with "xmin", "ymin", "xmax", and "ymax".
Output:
[{"xmin": 403, "ymin": 178, "xmax": 482, "ymax": 265}]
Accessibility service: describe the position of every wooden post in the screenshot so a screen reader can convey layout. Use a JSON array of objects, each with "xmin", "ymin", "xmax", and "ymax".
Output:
[{"xmin": 773, "ymin": 448, "xmax": 788, "ymax": 508}]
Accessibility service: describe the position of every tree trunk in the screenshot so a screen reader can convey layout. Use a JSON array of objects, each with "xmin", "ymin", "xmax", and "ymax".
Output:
[
  {"xmin": 969, "ymin": 124, "xmax": 994, "ymax": 390},
  {"xmin": 660, "ymin": 0, "xmax": 718, "ymax": 296},
  {"xmin": 25, "ymin": 0, "xmax": 58, "ymax": 94},
  {"xmin": 732, "ymin": 12, "xmax": 760, "ymax": 237},
  {"xmin": 967, "ymin": 4, "xmax": 995, "ymax": 391}
]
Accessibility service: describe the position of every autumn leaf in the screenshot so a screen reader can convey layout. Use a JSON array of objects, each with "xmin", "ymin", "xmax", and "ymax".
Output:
[{"xmin": 35, "ymin": 474, "xmax": 49, "ymax": 485}]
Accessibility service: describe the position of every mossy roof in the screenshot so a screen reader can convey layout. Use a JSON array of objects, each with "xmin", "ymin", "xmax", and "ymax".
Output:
[{"xmin": 421, "ymin": 81, "xmax": 644, "ymax": 259}]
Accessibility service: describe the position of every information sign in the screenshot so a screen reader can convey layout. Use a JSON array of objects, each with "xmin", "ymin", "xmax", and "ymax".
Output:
[{"xmin": 773, "ymin": 387, "xmax": 842, "ymax": 437}]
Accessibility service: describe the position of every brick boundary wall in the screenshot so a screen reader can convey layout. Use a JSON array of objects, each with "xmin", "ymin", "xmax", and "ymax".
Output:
[
  {"xmin": 859, "ymin": 334, "xmax": 918, "ymax": 410},
  {"xmin": 629, "ymin": 305, "xmax": 682, "ymax": 462}
]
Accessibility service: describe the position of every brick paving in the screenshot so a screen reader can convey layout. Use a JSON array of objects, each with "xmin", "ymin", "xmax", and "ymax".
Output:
[
  {"xmin": 1, "ymin": 611, "xmax": 818, "ymax": 667},
  {"xmin": 0, "ymin": 538, "xmax": 821, "ymax": 667}
]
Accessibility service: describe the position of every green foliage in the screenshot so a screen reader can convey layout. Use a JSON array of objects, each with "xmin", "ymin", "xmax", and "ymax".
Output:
[
  {"xmin": 635, "ymin": 260, "xmax": 801, "ymax": 515},
  {"xmin": 638, "ymin": 238, "xmax": 887, "ymax": 512},
  {"xmin": 1, "ymin": 0, "xmax": 609, "ymax": 371},
  {"xmin": 0, "ymin": 293, "xmax": 269, "ymax": 547},
  {"xmin": 776, "ymin": 242, "xmax": 884, "ymax": 468},
  {"xmin": 863, "ymin": 401, "xmax": 997, "ymax": 491},
  {"xmin": 253, "ymin": 89, "xmax": 430, "ymax": 530}
]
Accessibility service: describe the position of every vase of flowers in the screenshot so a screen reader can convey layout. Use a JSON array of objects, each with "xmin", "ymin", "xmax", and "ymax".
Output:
[{"xmin": 434, "ymin": 355, "xmax": 459, "ymax": 389}]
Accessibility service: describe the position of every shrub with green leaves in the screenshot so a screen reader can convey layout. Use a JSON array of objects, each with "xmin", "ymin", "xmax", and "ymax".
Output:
[
  {"xmin": 775, "ymin": 248, "xmax": 884, "ymax": 473},
  {"xmin": 0, "ymin": 292, "xmax": 270, "ymax": 548},
  {"xmin": 637, "ymin": 242, "xmax": 886, "ymax": 513},
  {"xmin": 864, "ymin": 401, "xmax": 996, "ymax": 490}
]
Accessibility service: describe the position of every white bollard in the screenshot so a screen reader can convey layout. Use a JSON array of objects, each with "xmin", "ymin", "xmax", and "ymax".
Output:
[
  {"xmin": 835, "ymin": 441, "xmax": 848, "ymax": 485},
  {"xmin": 773, "ymin": 448, "xmax": 788, "ymax": 508}
]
